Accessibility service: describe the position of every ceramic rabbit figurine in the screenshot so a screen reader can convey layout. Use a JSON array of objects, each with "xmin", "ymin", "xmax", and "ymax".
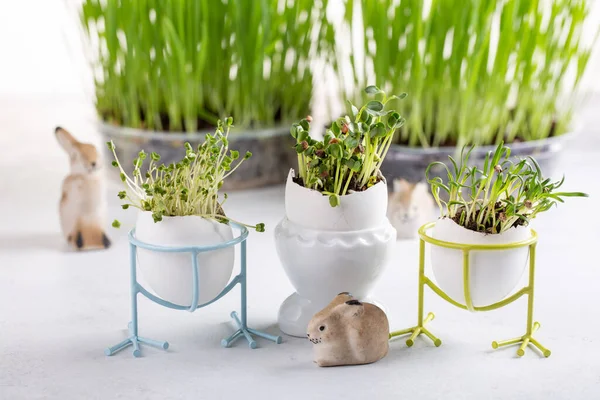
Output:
[
  {"xmin": 55, "ymin": 127, "xmax": 111, "ymax": 251},
  {"xmin": 387, "ymin": 178, "xmax": 435, "ymax": 239},
  {"xmin": 307, "ymin": 292, "xmax": 389, "ymax": 367}
]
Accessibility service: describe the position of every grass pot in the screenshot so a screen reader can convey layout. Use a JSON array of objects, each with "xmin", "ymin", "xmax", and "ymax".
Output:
[
  {"xmin": 380, "ymin": 133, "xmax": 575, "ymax": 191},
  {"xmin": 274, "ymin": 169, "xmax": 397, "ymax": 337},
  {"xmin": 429, "ymin": 218, "xmax": 530, "ymax": 308},
  {"xmin": 98, "ymin": 122, "xmax": 296, "ymax": 190},
  {"xmin": 135, "ymin": 212, "xmax": 234, "ymax": 306}
]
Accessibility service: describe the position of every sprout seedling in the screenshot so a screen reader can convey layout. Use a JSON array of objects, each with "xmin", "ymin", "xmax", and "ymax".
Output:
[
  {"xmin": 291, "ymin": 85, "xmax": 407, "ymax": 207},
  {"xmin": 108, "ymin": 118, "xmax": 265, "ymax": 232},
  {"xmin": 426, "ymin": 141, "xmax": 589, "ymax": 234}
]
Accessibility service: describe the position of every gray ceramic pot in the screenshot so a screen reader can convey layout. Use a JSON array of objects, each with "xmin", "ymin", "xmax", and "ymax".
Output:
[
  {"xmin": 380, "ymin": 133, "xmax": 577, "ymax": 190},
  {"xmin": 98, "ymin": 122, "xmax": 296, "ymax": 190}
]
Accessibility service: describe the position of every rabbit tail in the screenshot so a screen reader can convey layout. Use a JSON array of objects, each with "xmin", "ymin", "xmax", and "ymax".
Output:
[{"xmin": 69, "ymin": 219, "xmax": 111, "ymax": 250}]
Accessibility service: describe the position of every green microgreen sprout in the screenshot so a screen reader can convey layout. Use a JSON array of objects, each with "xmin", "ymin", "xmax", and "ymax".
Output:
[
  {"xmin": 108, "ymin": 117, "xmax": 265, "ymax": 232},
  {"xmin": 291, "ymin": 85, "xmax": 407, "ymax": 207},
  {"xmin": 426, "ymin": 141, "xmax": 589, "ymax": 234}
]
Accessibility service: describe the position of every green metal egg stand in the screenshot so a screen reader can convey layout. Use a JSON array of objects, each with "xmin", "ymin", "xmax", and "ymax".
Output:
[{"xmin": 390, "ymin": 221, "xmax": 551, "ymax": 358}]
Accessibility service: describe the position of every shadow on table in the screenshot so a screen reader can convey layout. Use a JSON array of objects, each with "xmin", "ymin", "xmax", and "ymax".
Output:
[{"xmin": 0, "ymin": 232, "xmax": 69, "ymax": 252}]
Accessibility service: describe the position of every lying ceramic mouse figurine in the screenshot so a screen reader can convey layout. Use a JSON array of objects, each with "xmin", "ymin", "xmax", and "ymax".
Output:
[
  {"xmin": 307, "ymin": 292, "xmax": 389, "ymax": 367},
  {"xmin": 387, "ymin": 178, "xmax": 435, "ymax": 239}
]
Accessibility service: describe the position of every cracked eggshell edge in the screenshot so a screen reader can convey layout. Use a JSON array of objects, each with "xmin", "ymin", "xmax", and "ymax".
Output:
[{"xmin": 284, "ymin": 168, "xmax": 389, "ymax": 231}]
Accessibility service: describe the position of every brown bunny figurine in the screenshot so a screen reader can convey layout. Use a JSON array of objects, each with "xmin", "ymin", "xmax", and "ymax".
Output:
[
  {"xmin": 55, "ymin": 127, "xmax": 111, "ymax": 251},
  {"xmin": 307, "ymin": 292, "xmax": 389, "ymax": 367}
]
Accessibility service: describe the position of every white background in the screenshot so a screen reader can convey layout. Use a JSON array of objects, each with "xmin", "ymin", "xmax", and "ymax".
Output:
[{"xmin": 1, "ymin": 1, "xmax": 600, "ymax": 400}]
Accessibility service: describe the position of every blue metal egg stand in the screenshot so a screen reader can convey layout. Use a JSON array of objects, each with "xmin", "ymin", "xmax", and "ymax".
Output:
[{"xmin": 105, "ymin": 222, "xmax": 282, "ymax": 357}]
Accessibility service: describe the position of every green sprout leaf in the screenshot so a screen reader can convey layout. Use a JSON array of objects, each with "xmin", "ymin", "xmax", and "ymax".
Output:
[
  {"xmin": 331, "ymin": 121, "xmax": 341, "ymax": 135},
  {"xmin": 350, "ymin": 159, "xmax": 362, "ymax": 172},
  {"xmin": 387, "ymin": 112, "xmax": 400, "ymax": 128},
  {"xmin": 300, "ymin": 119, "xmax": 310, "ymax": 131},
  {"xmin": 327, "ymin": 143, "xmax": 343, "ymax": 159},
  {"xmin": 365, "ymin": 85, "xmax": 382, "ymax": 94},
  {"xmin": 344, "ymin": 136, "xmax": 359, "ymax": 149},
  {"xmin": 329, "ymin": 194, "xmax": 340, "ymax": 207},
  {"xmin": 152, "ymin": 212, "xmax": 163, "ymax": 223},
  {"xmin": 346, "ymin": 100, "xmax": 359, "ymax": 117},
  {"xmin": 370, "ymin": 122, "xmax": 387, "ymax": 138},
  {"xmin": 367, "ymin": 175, "xmax": 378, "ymax": 187},
  {"xmin": 290, "ymin": 123, "xmax": 301, "ymax": 139},
  {"xmin": 297, "ymin": 129, "xmax": 309, "ymax": 142},
  {"xmin": 366, "ymin": 100, "xmax": 384, "ymax": 112},
  {"xmin": 112, "ymin": 219, "xmax": 121, "ymax": 228}
]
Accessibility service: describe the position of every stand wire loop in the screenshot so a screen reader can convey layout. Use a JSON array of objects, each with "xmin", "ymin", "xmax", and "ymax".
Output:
[
  {"xmin": 390, "ymin": 222, "xmax": 550, "ymax": 358},
  {"xmin": 105, "ymin": 223, "xmax": 282, "ymax": 357}
]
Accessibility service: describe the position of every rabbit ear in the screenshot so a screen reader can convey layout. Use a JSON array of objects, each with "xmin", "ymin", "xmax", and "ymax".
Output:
[
  {"xmin": 344, "ymin": 300, "xmax": 365, "ymax": 317},
  {"xmin": 55, "ymin": 127, "xmax": 79, "ymax": 155}
]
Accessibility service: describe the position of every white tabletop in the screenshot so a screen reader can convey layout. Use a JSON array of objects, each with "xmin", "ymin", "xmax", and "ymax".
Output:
[{"xmin": 1, "ymin": 95, "xmax": 599, "ymax": 400}]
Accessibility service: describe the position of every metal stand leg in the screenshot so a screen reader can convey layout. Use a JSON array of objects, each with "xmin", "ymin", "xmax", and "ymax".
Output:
[
  {"xmin": 105, "ymin": 230, "xmax": 281, "ymax": 356},
  {"xmin": 105, "ymin": 243, "xmax": 169, "ymax": 358},
  {"xmin": 390, "ymin": 238, "xmax": 441, "ymax": 347},
  {"xmin": 221, "ymin": 240, "xmax": 282, "ymax": 348},
  {"xmin": 491, "ymin": 244, "xmax": 551, "ymax": 357}
]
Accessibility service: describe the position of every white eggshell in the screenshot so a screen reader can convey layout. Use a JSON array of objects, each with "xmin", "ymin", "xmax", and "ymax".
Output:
[
  {"xmin": 429, "ymin": 217, "xmax": 531, "ymax": 308},
  {"xmin": 284, "ymin": 168, "xmax": 389, "ymax": 231},
  {"xmin": 135, "ymin": 212, "xmax": 235, "ymax": 306}
]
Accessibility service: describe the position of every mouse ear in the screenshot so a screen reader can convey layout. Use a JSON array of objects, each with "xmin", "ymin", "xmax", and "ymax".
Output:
[
  {"xmin": 414, "ymin": 182, "xmax": 435, "ymax": 200},
  {"xmin": 393, "ymin": 178, "xmax": 410, "ymax": 193},
  {"xmin": 344, "ymin": 300, "xmax": 365, "ymax": 317},
  {"xmin": 414, "ymin": 181, "xmax": 428, "ymax": 191}
]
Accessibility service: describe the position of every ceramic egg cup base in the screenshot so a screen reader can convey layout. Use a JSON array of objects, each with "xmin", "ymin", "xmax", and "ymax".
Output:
[
  {"xmin": 390, "ymin": 222, "xmax": 551, "ymax": 358},
  {"xmin": 278, "ymin": 292, "xmax": 388, "ymax": 338},
  {"xmin": 278, "ymin": 292, "xmax": 324, "ymax": 338}
]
